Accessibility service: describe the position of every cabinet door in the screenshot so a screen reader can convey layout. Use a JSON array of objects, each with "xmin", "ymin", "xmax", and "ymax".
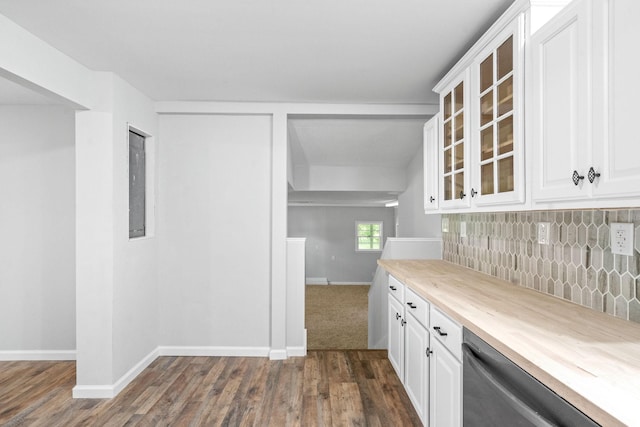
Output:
[
  {"xmin": 405, "ymin": 315, "xmax": 429, "ymax": 425},
  {"xmin": 424, "ymin": 114, "xmax": 440, "ymax": 212},
  {"xmin": 440, "ymin": 73, "xmax": 471, "ymax": 209},
  {"xmin": 388, "ymin": 294, "xmax": 404, "ymax": 380},
  {"xmin": 590, "ymin": 0, "xmax": 640, "ymax": 199},
  {"xmin": 472, "ymin": 18, "xmax": 525, "ymax": 206},
  {"xmin": 530, "ymin": 0, "xmax": 591, "ymax": 202},
  {"xmin": 429, "ymin": 338, "xmax": 461, "ymax": 427}
]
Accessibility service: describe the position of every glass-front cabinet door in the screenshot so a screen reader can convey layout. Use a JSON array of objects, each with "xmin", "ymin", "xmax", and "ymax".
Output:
[
  {"xmin": 440, "ymin": 71, "xmax": 470, "ymax": 209},
  {"xmin": 472, "ymin": 19, "xmax": 524, "ymax": 206}
]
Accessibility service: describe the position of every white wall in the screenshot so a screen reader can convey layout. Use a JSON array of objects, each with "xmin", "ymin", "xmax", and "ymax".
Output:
[
  {"xmin": 75, "ymin": 73, "xmax": 159, "ymax": 393},
  {"xmin": 110, "ymin": 75, "xmax": 159, "ymax": 381},
  {"xmin": 288, "ymin": 206, "xmax": 395, "ymax": 283},
  {"xmin": 0, "ymin": 105, "xmax": 75, "ymax": 354},
  {"xmin": 158, "ymin": 114, "xmax": 272, "ymax": 349},
  {"xmin": 397, "ymin": 144, "xmax": 442, "ymax": 238}
]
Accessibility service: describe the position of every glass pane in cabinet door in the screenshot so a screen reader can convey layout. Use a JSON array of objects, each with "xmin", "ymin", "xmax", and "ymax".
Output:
[
  {"xmin": 498, "ymin": 115, "xmax": 513, "ymax": 155},
  {"xmin": 444, "ymin": 175, "xmax": 452, "ymax": 200},
  {"xmin": 497, "ymin": 36, "xmax": 513, "ymax": 80},
  {"xmin": 480, "ymin": 91, "xmax": 493, "ymax": 126},
  {"xmin": 455, "ymin": 112, "xmax": 464, "ymax": 141},
  {"xmin": 498, "ymin": 76, "xmax": 513, "ymax": 117},
  {"xmin": 481, "ymin": 127, "xmax": 493, "ymax": 161},
  {"xmin": 454, "ymin": 172, "xmax": 465, "ymax": 199},
  {"xmin": 455, "ymin": 143, "xmax": 464, "ymax": 170},
  {"xmin": 481, "ymin": 163, "xmax": 495, "ymax": 195},
  {"xmin": 454, "ymin": 82, "xmax": 464, "ymax": 113},
  {"xmin": 444, "ymin": 147, "xmax": 452, "ymax": 173},
  {"xmin": 444, "ymin": 120, "xmax": 452, "ymax": 148},
  {"xmin": 480, "ymin": 54, "xmax": 493, "ymax": 93},
  {"xmin": 498, "ymin": 156, "xmax": 514, "ymax": 193},
  {"xmin": 444, "ymin": 93, "xmax": 452, "ymax": 120}
]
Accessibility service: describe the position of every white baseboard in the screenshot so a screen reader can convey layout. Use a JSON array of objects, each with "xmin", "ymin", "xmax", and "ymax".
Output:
[
  {"xmin": 370, "ymin": 336, "xmax": 387, "ymax": 350},
  {"xmin": 286, "ymin": 347, "xmax": 306, "ymax": 357},
  {"xmin": 72, "ymin": 385, "xmax": 114, "ymax": 399},
  {"xmin": 327, "ymin": 282, "xmax": 371, "ymax": 286},
  {"xmin": 158, "ymin": 346, "xmax": 270, "ymax": 357},
  {"xmin": 71, "ymin": 344, "xmax": 293, "ymax": 399},
  {"xmin": 269, "ymin": 349, "xmax": 287, "ymax": 360},
  {"xmin": 306, "ymin": 277, "xmax": 329, "ymax": 285},
  {"xmin": 0, "ymin": 350, "xmax": 76, "ymax": 361},
  {"xmin": 72, "ymin": 347, "xmax": 159, "ymax": 399}
]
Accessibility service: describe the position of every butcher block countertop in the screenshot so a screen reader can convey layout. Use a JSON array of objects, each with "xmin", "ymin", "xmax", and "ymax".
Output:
[{"xmin": 378, "ymin": 259, "xmax": 640, "ymax": 427}]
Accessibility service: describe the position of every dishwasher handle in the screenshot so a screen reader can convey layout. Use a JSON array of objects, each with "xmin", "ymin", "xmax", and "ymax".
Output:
[{"xmin": 462, "ymin": 344, "xmax": 555, "ymax": 427}]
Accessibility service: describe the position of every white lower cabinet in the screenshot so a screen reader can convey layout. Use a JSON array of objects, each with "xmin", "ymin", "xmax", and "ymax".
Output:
[
  {"xmin": 405, "ymin": 313, "xmax": 430, "ymax": 424},
  {"xmin": 388, "ymin": 293, "xmax": 405, "ymax": 380},
  {"xmin": 429, "ymin": 337, "xmax": 462, "ymax": 427},
  {"xmin": 387, "ymin": 276, "xmax": 462, "ymax": 427}
]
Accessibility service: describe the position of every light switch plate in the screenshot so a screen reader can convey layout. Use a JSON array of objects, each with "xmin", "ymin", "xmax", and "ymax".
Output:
[
  {"xmin": 442, "ymin": 217, "xmax": 449, "ymax": 233},
  {"xmin": 610, "ymin": 222, "xmax": 634, "ymax": 256},
  {"xmin": 538, "ymin": 222, "xmax": 550, "ymax": 245}
]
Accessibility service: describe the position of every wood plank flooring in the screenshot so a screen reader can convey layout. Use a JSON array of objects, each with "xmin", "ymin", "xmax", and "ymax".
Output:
[{"xmin": 0, "ymin": 351, "xmax": 421, "ymax": 426}]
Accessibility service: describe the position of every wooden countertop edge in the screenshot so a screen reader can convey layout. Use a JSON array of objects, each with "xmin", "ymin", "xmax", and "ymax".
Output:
[{"xmin": 377, "ymin": 259, "xmax": 627, "ymax": 427}]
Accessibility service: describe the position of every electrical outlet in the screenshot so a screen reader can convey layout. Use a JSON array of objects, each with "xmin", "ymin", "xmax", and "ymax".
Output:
[
  {"xmin": 442, "ymin": 217, "xmax": 449, "ymax": 233},
  {"xmin": 460, "ymin": 221, "xmax": 467, "ymax": 238},
  {"xmin": 610, "ymin": 222, "xmax": 634, "ymax": 256},
  {"xmin": 538, "ymin": 222, "xmax": 550, "ymax": 245}
]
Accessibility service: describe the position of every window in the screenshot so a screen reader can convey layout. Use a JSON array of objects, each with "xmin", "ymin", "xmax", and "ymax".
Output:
[
  {"xmin": 356, "ymin": 221, "xmax": 383, "ymax": 251},
  {"xmin": 129, "ymin": 130, "xmax": 146, "ymax": 238}
]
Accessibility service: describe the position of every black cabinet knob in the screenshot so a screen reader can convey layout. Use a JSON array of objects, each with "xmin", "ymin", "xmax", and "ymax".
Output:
[
  {"xmin": 459, "ymin": 191, "xmax": 466, "ymax": 199},
  {"xmin": 395, "ymin": 313, "xmax": 400, "ymax": 320},
  {"xmin": 429, "ymin": 196, "xmax": 435, "ymax": 203},
  {"xmin": 588, "ymin": 167, "xmax": 601, "ymax": 183},
  {"xmin": 470, "ymin": 188, "xmax": 477, "ymax": 197},
  {"xmin": 572, "ymin": 170, "xmax": 585, "ymax": 186},
  {"xmin": 401, "ymin": 319, "xmax": 406, "ymax": 326}
]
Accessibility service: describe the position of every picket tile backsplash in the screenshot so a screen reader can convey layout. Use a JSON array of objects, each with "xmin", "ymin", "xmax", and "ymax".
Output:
[{"xmin": 442, "ymin": 210, "xmax": 640, "ymax": 324}]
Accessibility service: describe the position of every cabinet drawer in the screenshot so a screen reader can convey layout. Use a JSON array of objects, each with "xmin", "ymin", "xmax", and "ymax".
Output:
[
  {"xmin": 430, "ymin": 306, "xmax": 462, "ymax": 361},
  {"xmin": 388, "ymin": 275, "xmax": 405, "ymax": 303},
  {"xmin": 405, "ymin": 288, "xmax": 429, "ymax": 329}
]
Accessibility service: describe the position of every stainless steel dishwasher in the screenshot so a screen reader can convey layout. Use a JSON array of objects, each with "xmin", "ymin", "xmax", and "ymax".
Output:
[{"xmin": 462, "ymin": 328, "xmax": 600, "ymax": 426}]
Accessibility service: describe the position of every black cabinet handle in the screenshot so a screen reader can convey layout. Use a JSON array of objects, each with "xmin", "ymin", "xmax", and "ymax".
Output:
[
  {"xmin": 459, "ymin": 190, "xmax": 466, "ymax": 199},
  {"xmin": 426, "ymin": 347, "xmax": 433, "ymax": 357},
  {"xmin": 406, "ymin": 302, "xmax": 416, "ymax": 309},
  {"xmin": 470, "ymin": 188, "xmax": 477, "ymax": 197},
  {"xmin": 588, "ymin": 167, "xmax": 601, "ymax": 183},
  {"xmin": 572, "ymin": 170, "xmax": 584, "ymax": 186},
  {"xmin": 429, "ymin": 196, "xmax": 435, "ymax": 203},
  {"xmin": 401, "ymin": 319, "xmax": 406, "ymax": 326},
  {"xmin": 433, "ymin": 326, "xmax": 448, "ymax": 336},
  {"xmin": 389, "ymin": 285, "xmax": 397, "ymax": 291}
]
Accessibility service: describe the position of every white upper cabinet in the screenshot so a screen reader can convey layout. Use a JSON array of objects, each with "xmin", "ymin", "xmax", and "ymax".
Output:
[
  {"xmin": 439, "ymin": 72, "xmax": 471, "ymax": 209},
  {"xmin": 531, "ymin": 0, "xmax": 640, "ymax": 207},
  {"xmin": 471, "ymin": 18, "xmax": 525, "ymax": 206},
  {"xmin": 433, "ymin": 4, "xmax": 529, "ymax": 213},
  {"xmin": 424, "ymin": 114, "xmax": 440, "ymax": 212}
]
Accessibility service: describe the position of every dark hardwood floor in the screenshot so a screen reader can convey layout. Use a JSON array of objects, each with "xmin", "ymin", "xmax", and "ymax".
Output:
[{"xmin": 0, "ymin": 350, "xmax": 421, "ymax": 426}]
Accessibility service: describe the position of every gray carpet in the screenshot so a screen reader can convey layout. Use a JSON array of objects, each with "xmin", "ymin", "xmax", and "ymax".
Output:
[{"xmin": 305, "ymin": 285, "xmax": 369, "ymax": 350}]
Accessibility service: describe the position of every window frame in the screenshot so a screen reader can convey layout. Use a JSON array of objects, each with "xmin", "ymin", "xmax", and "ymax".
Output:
[
  {"xmin": 128, "ymin": 124, "xmax": 155, "ymax": 240},
  {"xmin": 355, "ymin": 221, "xmax": 383, "ymax": 252}
]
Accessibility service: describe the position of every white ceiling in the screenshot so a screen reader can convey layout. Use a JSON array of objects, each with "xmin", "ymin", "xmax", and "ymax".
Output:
[
  {"xmin": 0, "ymin": 0, "xmax": 514, "ymax": 104},
  {"xmin": 0, "ymin": 0, "xmax": 514, "ymax": 206},
  {"xmin": 288, "ymin": 117, "xmax": 426, "ymax": 168}
]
